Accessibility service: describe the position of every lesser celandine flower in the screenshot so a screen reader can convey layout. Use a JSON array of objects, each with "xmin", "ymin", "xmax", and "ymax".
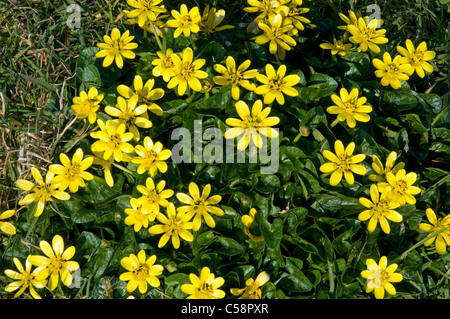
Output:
[
  {"xmin": 119, "ymin": 250, "xmax": 164, "ymax": 294},
  {"xmin": 358, "ymin": 184, "xmax": 402, "ymax": 234},
  {"xmin": 136, "ymin": 177, "xmax": 174, "ymax": 213},
  {"xmin": 254, "ymin": 64, "xmax": 300, "ymax": 105},
  {"xmin": 181, "ymin": 267, "xmax": 225, "ymax": 299},
  {"xmin": 327, "ymin": 88, "xmax": 372, "ymax": 128},
  {"xmin": 361, "ymin": 256, "xmax": 403, "ymax": 299},
  {"xmin": 176, "ymin": 182, "xmax": 224, "ymax": 231},
  {"xmin": 241, "ymin": 208, "xmax": 264, "ymax": 242},
  {"xmin": 419, "ymin": 208, "xmax": 450, "ymax": 255},
  {"xmin": 105, "ymin": 95, "xmax": 153, "ymax": 141},
  {"xmin": 368, "ymin": 151, "xmax": 405, "ymax": 191},
  {"xmin": 4, "ymin": 257, "xmax": 47, "ymax": 299},
  {"xmin": 347, "ymin": 17, "xmax": 388, "ymax": 54},
  {"xmin": 149, "ymin": 202, "xmax": 194, "ymax": 249},
  {"xmin": 164, "ymin": 47, "xmax": 208, "ymax": 96},
  {"xmin": 125, "ymin": 0, "xmax": 166, "ymax": 27},
  {"xmin": 124, "ymin": 197, "xmax": 156, "ymax": 232},
  {"xmin": 244, "ymin": 0, "xmax": 286, "ymax": 20},
  {"xmin": 71, "ymin": 87, "xmax": 104, "ymax": 124},
  {"xmin": 29, "ymin": 235, "xmax": 80, "ymax": 291},
  {"xmin": 90, "ymin": 119, "xmax": 134, "ymax": 162},
  {"xmin": 385, "ymin": 169, "xmax": 421, "ymax": 206},
  {"xmin": 230, "ymin": 271, "xmax": 270, "ymax": 299},
  {"xmin": 254, "ymin": 13, "xmax": 296, "ymax": 60},
  {"xmin": 95, "ymin": 28, "xmax": 138, "ymax": 69},
  {"xmin": 396, "ymin": 39, "xmax": 435, "ymax": 78},
  {"xmin": 320, "ymin": 140, "xmax": 366, "ymax": 186},
  {"xmin": 49, "ymin": 148, "xmax": 94, "ymax": 193},
  {"xmin": 372, "ymin": 52, "xmax": 411, "ymax": 90},
  {"xmin": 152, "ymin": 48, "xmax": 177, "ymax": 82},
  {"xmin": 320, "ymin": 40, "xmax": 353, "ymax": 56},
  {"xmin": 224, "ymin": 100, "xmax": 279, "ymax": 151},
  {"xmin": 131, "ymin": 136, "xmax": 172, "ymax": 176},
  {"xmin": 213, "ymin": 56, "xmax": 259, "ymax": 100},
  {"xmin": 17, "ymin": 167, "xmax": 71, "ymax": 217},
  {"xmin": 0, "ymin": 199, "xmax": 16, "ymax": 235},
  {"xmin": 284, "ymin": 0, "xmax": 311, "ymax": 33},
  {"xmin": 200, "ymin": 5, "xmax": 234, "ymax": 34},
  {"xmin": 166, "ymin": 4, "xmax": 201, "ymax": 38},
  {"xmin": 117, "ymin": 75, "xmax": 165, "ymax": 116}
]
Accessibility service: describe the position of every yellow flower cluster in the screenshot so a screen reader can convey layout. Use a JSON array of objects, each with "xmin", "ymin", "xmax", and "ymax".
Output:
[
  {"xmin": 4, "ymin": 235, "xmax": 79, "ymax": 299},
  {"xmin": 245, "ymin": 0, "xmax": 311, "ymax": 60}
]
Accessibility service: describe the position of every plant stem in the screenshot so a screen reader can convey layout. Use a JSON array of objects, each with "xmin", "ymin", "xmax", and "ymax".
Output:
[{"xmin": 148, "ymin": 19, "xmax": 163, "ymax": 51}]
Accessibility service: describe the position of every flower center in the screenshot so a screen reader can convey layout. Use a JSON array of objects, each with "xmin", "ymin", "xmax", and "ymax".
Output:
[
  {"xmin": 393, "ymin": 180, "xmax": 407, "ymax": 194},
  {"xmin": 68, "ymin": 164, "xmax": 81, "ymax": 179},
  {"xmin": 196, "ymin": 282, "xmax": 213, "ymax": 298},
  {"xmin": 109, "ymin": 135, "xmax": 121, "ymax": 148},
  {"xmin": 337, "ymin": 154, "xmax": 351, "ymax": 170},
  {"xmin": 180, "ymin": 15, "xmax": 192, "ymax": 27},
  {"xmin": 269, "ymin": 76, "xmax": 283, "ymax": 90},
  {"xmin": 344, "ymin": 98, "xmax": 358, "ymax": 113},
  {"xmin": 412, "ymin": 52, "xmax": 423, "ymax": 64},
  {"xmin": 146, "ymin": 190, "xmax": 160, "ymax": 203},
  {"xmin": 386, "ymin": 63, "xmax": 400, "ymax": 76},
  {"xmin": 145, "ymin": 150, "xmax": 157, "ymax": 163},
  {"xmin": 135, "ymin": 264, "xmax": 150, "ymax": 281},
  {"xmin": 48, "ymin": 256, "xmax": 63, "ymax": 272}
]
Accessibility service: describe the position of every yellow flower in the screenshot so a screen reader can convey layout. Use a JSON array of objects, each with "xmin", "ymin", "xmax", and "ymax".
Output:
[
  {"xmin": 361, "ymin": 256, "xmax": 403, "ymax": 299},
  {"xmin": 224, "ymin": 100, "xmax": 279, "ymax": 151},
  {"xmin": 70, "ymin": 87, "xmax": 104, "ymax": 124},
  {"xmin": 90, "ymin": 119, "xmax": 135, "ymax": 162},
  {"xmin": 95, "ymin": 28, "xmax": 138, "ymax": 69},
  {"xmin": 385, "ymin": 169, "xmax": 421, "ymax": 206},
  {"xmin": 337, "ymin": 10, "xmax": 358, "ymax": 31},
  {"xmin": 149, "ymin": 202, "xmax": 194, "ymax": 249},
  {"xmin": 372, "ymin": 52, "xmax": 411, "ymax": 90},
  {"xmin": 200, "ymin": 5, "xmax": 234, "ymax": 34},
  {"xmin": 284, "ymin": 0, "xmax": 311, "ymax": 32},
  {"xmin": 4, "ymin": 257, "xmax": 47, "ymax": 299},
  {"xmin": 326, "ymin": 88, "xmax": 372, "ymax": 128},
  {"xmin": 254, "ymin": 13, "xmax": 296, "ymax": 60},
  {"xmin": 117, "ymin": 75, "xmax": 165, "ymax": 116},
  {"xmin": 124, "ymin": 9, "xmax": 168, "ymax": 36},
  {"xmin": 17, "ymin": 167, "xmax": 71, "ymax": 217},
  {"xmin": 105, "ymin": 95, "xmax": 153, "ymax": 141},
  {"xmin": 396, "ymin": 39, "xmax": 435, "ymax": 78},
  {"xmin": 181, "ymin": 267, "xmax": 225, "ymax": 299},
  {"xmin": 347, "ymin": 17, "xmax": 388, "ymax": 53},
  {"xmin": 254, "ymin": 64, "xmax": 300, "ymax": 105},
  {"xmin": 419, "ymin": 208, "xmax": 450, "ymax": 255},
  {"xmin": 152, "ymin": 48, "xmax": 178, "ymax": 82},
  {"xmin": 0, "ymin": 199, "xmax": 16, "ymax": 235},
  {"xmin": 136, "ymin": 177, "xmax": 174, "ymax": 213},
  {"xmin": 176, "ymin": 182, "xmax": 224, "ymax": 231},
  {"xmin": 124, "ymin": 197, "xmax": 156, "ymax": 232},
  {"xmin": 244, "ymin": 0, "xmax": 286, "ymax": 20},
  {"xmin": 28, "ymin": 234, "xmax": 80, "ymax": 291},
  {"xmin": 241, "ymin": 208, "xmax": 264, "ymax": 242},
  {"xmin": 320, "ymin": 40, "xmax": 353, "ymax": 56},
  {"xmin": 213, "ymin": 56, "xmax": 259, "ymax": 100},
  {"xmin": 368, "ymin": 151, "xmax": 405, "ymax": 191},
  {"xmin": 230, "ymin": 271, "xmax": 270, "ymax": 299},
  {"xmin": 49, "ymin": 148, "xmax": 94, "ymax": 193},
  {"xmin": 165, "ymin": 47, "xmax": 209, "ymax": 96},
  {"xmin": 125, "ymin": 0, "xmax": 166, "ymax": 27},
  {"xmin": 358, "ymin": 184, "xmax": 402, "ymax": 234},
  {"xmin": 119, "ymin": 250, "xmax": 164, "ymax": 294},
  {"xmin": 131, "ymin": 136, "xmax": 172, "ymax": 176},
  {"xmin": 319, "ymin": 140, "xmax": 366, "ymax": 186},
  {"xmin": 166, "ymin": 4, "xmax": 201, "ymax": 38}
]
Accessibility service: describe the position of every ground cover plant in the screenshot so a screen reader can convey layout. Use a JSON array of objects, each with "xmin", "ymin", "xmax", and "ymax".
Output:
[{"xmin": 0, "ymin": 0, "xmax": 449, "ymax": 300}]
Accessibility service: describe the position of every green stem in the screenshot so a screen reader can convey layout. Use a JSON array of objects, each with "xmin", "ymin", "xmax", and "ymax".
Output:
[
  {"xmin": 189, "ymin": 35, "xmax": 197, "ymax": 51},
  {"xmin": 392, "ymin": 227, "xmax": 449, "ymax": 263},
  {"xmin": 431, "ymin": 104, "xmax": 450, "ymax": 127},
  {"xmin": 330, "ymin": 118, "xmax": 340, "ymax": 128},
  {"xmin": 148, "ymin": 19, "xmax": 163, "ymax": 51},
  {"xmin": 112, "ymin": 163, "xmax": 135, "ymax": 176}
]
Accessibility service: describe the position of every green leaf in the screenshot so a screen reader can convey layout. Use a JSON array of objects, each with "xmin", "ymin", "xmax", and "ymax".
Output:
[
  {"xmin": 216, "ymin": 237, "xmax": 245, "ymax": 256},
  {"xmin": 251, "ymin": 174, "xmax": 280, "ymax": 193},
  {"xmin": 278, "ymin": 259, "xmax": 313, "ymax": 292}
]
